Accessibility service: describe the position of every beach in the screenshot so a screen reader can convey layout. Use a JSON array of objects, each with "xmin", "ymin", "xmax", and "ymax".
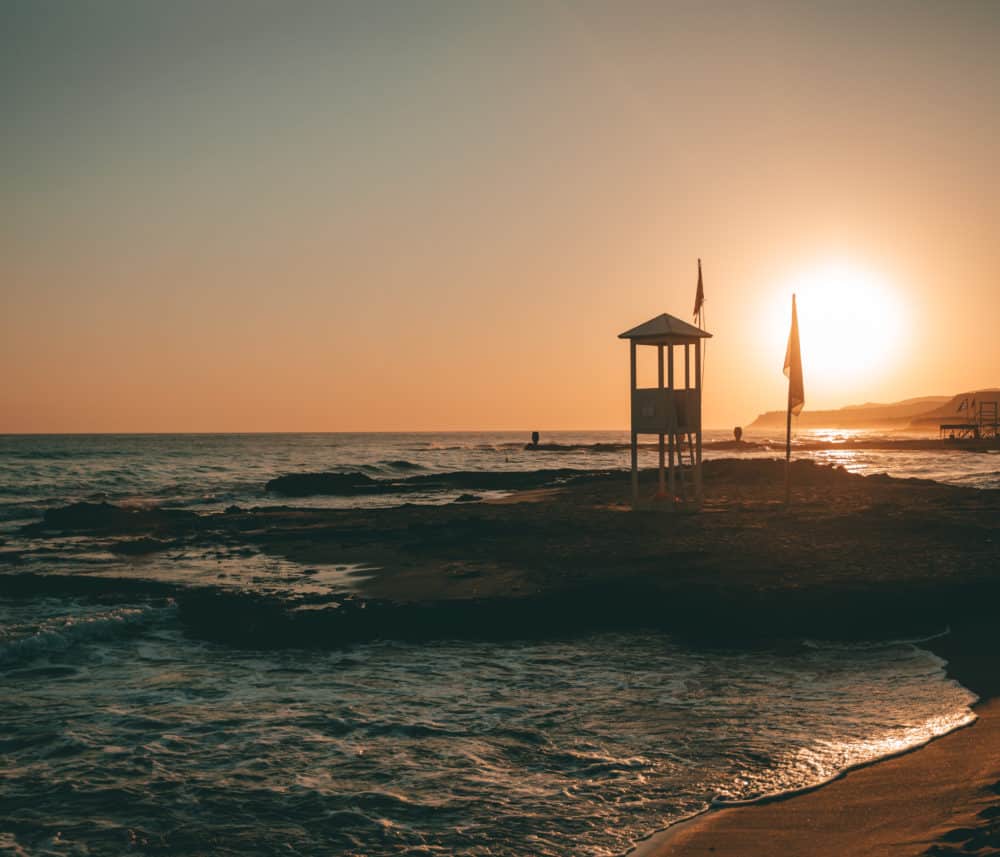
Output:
[{"xmin": 639, "ymin": 700, "xmax": 1000, "ymax": 857}]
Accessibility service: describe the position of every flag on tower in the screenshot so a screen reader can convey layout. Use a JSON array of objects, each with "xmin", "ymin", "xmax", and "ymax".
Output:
[{"xmin": 693, "ymin": 258, "xmax": 705, "ymax": 323}]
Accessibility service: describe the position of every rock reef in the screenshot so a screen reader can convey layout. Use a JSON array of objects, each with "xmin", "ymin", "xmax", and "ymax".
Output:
[{"xmin": 6, "ymin": 459, "xmax": 999, "ymax": 651}]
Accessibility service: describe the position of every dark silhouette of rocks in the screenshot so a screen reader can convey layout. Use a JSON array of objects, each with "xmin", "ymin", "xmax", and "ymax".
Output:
[
  {"xmin": 266, "ymin": 469, "xmax": 598, "ymax": 497},
  {"xmin": 21, "ymin": 501, "xmax": 196, "ymax": 536},
  {"xmin": 11, "ymin": 459, "xmax": 1000, "ymax": 651},
  {"xmin": 266, "ymin": 471, "xmax": 380, "ymax": 496}
]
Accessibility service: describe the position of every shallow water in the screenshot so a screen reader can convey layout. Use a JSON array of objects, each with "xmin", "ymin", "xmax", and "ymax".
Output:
[
  {"xmin": 0, "ymin": 432, "xmax": 992, "ymax": 855},
  {"xmin": 0, "ymin": 598, "xmax": 976, "ymax": 857}
]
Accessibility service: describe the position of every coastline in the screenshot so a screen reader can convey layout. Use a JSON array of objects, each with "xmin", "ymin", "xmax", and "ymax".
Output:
[
  {"xmin": 629, "ymin": 624, "xmax": 1000, "ymax": 857},
  {"xmin": 8, "ymin": 458, "xmax": 998, "ymax": 649}
]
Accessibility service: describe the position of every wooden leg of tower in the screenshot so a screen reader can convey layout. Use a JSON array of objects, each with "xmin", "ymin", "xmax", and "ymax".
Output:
[
  {"xmin": 681, "ymin": 435, "xmax": 688, "ymax": 502},
  {"xmin": 678, "ymin": 436, "xmax": 688, "ymax": 502},
  {"xmin": 695, "ymin": 429, "xmax": 703, "ymax": 506},
  {"xmin": 631, "ymin": 432, "xmax": 639, "ymax": 509},
  {"xmin": 658, "ymin": 434, "xmax": 665, "ymax": 496},
  {"xmin": 667, "ymin": 432, "xmax": 676, "ymax": 506}
]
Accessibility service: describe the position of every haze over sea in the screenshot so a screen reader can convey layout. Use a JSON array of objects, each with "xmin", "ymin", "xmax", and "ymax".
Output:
[{"xmin": 2, "ymin": 431, "xmax": 996, "ymax": 856}]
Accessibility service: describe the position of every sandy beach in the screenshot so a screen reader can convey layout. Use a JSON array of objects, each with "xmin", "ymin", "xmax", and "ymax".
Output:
[{"xmin": 637, "ymin": 698, "xmax": 1000, "ymax": 857}]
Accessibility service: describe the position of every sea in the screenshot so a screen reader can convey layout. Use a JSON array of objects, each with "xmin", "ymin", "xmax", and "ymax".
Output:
[{"xmin": 1, "ymin": 430, "xmax": 997, "ymax": 856}]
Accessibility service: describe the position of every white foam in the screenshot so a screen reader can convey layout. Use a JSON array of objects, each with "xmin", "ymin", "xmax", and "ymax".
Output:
[{"xmin": 0, "ymin": 602, "xmax": 174, "ymax": 666}]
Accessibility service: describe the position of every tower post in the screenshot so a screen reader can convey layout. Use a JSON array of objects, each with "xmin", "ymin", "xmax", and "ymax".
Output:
[
  {"xmin": 630, "ymin": 340, "xmax": 638, "ymax": 508},
  {"xmin": 657, "ymin": 345, "xmax": 665, "ymax": 496},
  {"xmin": 695, "ymin": 339, "xmax": 703, "ymax": 504}
]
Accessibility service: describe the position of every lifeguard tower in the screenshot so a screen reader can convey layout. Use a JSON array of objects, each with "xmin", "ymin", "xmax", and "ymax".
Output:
[
  {"xmin": 619, "ymin": 313, "xmax": 712, "ymax": 508},
  {"xmin": 939, "ymin": 394, "xmax": 1000, "ymax": 440}
]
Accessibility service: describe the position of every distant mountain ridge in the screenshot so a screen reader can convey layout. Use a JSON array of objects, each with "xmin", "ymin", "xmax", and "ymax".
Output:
[
  {"xmin": 749, "ymin": 390, "xmax": 999, "ymax": 430},
  {"xmin": 839, "ymin": 395, "xmax": 950, "ymax": 411}
]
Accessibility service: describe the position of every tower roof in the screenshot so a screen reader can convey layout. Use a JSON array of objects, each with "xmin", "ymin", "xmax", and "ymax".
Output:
[{"xmin": 618, "ymin": 313, "xmax": 712, "ymax": 344}]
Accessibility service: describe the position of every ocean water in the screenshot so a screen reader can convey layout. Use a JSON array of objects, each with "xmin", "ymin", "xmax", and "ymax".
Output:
[
  {"xmin": 1, "ymin": 430, "xmax": 996, "ymax": 526},
  {"xmin": 0, "ymin": 432, "xmax": 994, "ymax": 856}
]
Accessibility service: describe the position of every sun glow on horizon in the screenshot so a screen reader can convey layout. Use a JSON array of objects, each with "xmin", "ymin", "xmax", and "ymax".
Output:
[{"xmin": 764, "ymin": 260, "xmax": 909, "ymax": 403}]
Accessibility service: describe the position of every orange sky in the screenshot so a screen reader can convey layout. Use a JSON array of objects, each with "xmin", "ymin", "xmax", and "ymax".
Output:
[{"xmin": 4, "ymin": 2, "xmax": 999, "ymax": 432}]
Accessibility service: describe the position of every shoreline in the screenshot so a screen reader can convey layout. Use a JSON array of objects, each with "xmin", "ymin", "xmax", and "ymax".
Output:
[
  {"xmin": 5, "ymin": 459, "xmax": 999, "ymax": 648},
  {"xmin": 627, "ymin": 624, "xmax": 1000, "ymax": 857}
]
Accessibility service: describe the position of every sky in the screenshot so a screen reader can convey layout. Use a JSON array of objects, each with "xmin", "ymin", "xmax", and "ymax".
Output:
[{"xmin": 4, "ymin": 0, "xmax": 999, "ymax": 432}]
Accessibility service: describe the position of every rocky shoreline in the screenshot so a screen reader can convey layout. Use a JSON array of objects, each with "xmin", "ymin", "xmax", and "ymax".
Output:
[{"xmin": 3, "ymin": 459, "xmax": 998, "ymax": 650}]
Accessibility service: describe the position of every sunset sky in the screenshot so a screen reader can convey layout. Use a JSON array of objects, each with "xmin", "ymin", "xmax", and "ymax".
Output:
[{"xmin": 5, "ymin": 1, "xmax": 999, "ymax": 433}]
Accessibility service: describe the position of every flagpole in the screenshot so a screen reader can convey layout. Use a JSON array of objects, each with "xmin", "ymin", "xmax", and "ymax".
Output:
[
  {"xmin": 700, "ymin": 302, "xmax": 707, "ymax": 387},
  {"xmin": 695, "ymin": 258, "xmax": 706, "ymax": 387},
  {"xmin": 784, "ymin": 292, "xmax": 799, "ymax": 506},
  {"xmin": 785, "ymin": 379, "xmax": 792, "ymax": 505}
]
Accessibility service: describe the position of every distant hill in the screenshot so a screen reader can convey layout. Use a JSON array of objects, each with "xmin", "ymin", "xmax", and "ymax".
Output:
[{"xmin": 748, "ymin": 391, "xmax": 999, "ymax": 430}]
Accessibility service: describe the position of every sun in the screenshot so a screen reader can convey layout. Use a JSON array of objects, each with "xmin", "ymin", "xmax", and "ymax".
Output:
[{"xmin": 765, "ymin": 260, "xmax": 908, "ymax": 398}]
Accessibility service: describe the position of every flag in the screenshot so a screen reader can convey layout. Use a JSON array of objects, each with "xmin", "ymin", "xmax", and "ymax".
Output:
[
  {"xmin": 784, "ymin": 294, "xmax": 804, "ymax": 416},
  {"xmin": 693, "ymin": 258, "xmax": 704, "ymax": 322}
]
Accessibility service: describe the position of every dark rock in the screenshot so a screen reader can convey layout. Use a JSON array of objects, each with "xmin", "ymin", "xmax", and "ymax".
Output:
[
  {"xmin": 954, "ymin": 830, "xmax": 992, "ymax": 851},
  {"xmin": 42, "ymin": 502, "xmax": 131, "ymax": 530},
  {"xmin": 453, "ymin": 493, "xmax": 482, "ymax": 503},
  {"xmin": 923, "ymin": 846, "xmax": 963, "ymax": 856},
  {"xmin": 265, "ymin": 468, "xmax": 595, "ymax": 497},
  {"xmin": 109, "ymin": 537, "xmax": 171, "ymax": 556},
  {"xmin": 940, "ymin": 828, "xmax": 976, "ymax": 842},
  {"xmin": 266, "ymin": 472, "xmax": 378, "ymax": 496},
  {"xmin": 21, "ymin": 502, "xmax": 197, "ymax": 536}
]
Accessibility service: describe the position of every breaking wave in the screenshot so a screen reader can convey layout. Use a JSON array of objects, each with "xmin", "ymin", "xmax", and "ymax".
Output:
[{"xmin": 0, "ymin": 603, "xmax": 173, "ymax": 666}]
